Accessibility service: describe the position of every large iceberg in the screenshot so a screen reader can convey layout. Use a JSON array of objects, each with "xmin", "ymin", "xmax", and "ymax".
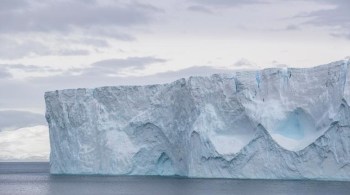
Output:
[{"xmin": 45, "ymin": 59, "xmax": 350, "ymax": 180}]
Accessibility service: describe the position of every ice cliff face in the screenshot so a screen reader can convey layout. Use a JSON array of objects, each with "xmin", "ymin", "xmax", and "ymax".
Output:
[{"xmin": 45, "ymin": 59, "xmax": 350, "ymax": 180}]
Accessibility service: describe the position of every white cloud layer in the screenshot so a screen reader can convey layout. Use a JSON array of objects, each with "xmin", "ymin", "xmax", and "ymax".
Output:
[{"xmin": 0, "ymin": 125, "xmax": 49, "ymax": 161}]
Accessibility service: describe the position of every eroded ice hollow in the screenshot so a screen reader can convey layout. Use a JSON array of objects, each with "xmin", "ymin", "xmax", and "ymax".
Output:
[{"xmin": 46, "ymin": 59, "xmax": 350, "ymax": 180}]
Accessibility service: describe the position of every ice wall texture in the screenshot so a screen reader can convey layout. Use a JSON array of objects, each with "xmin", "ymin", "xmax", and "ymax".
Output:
[{"xmin": 46, "ymin": 59, "xmax": 350, "ymax": 180}]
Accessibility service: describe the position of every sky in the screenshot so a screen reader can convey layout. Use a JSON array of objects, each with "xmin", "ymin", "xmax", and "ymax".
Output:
[
  {"xmin": 0, "ymin": 0, "xmax": 349, "ymax": 160},
  {"xmin": 0, "ymin": 0, "xmax": 350, "ymax": 114}
]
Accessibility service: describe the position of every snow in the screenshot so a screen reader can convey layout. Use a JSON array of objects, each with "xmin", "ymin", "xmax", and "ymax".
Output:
[{"xmin": 46, "ymin": 58, "xmax": 350, "ymax": 180}]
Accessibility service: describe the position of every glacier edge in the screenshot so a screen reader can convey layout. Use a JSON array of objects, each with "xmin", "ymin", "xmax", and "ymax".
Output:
[{"xmin": 45, "ymin": 59, "xmax": 350, "ymax": 180}]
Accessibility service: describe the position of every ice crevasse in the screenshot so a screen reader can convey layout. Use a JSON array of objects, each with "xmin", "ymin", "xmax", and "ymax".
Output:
[{"xmin": 45, "ymin": 59, "xmax": 350, "ymax": 180}]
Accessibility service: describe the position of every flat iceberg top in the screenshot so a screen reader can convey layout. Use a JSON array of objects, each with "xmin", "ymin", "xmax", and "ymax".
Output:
[{"xmin": 46, "ymin": 59, "xmax": 350, "ymax": 180}]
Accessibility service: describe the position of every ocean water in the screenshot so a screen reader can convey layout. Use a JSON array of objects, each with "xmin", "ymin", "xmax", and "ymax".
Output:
[{"xmin": 0, "ymin": 162, "xmax": 350, "ymax": 195}]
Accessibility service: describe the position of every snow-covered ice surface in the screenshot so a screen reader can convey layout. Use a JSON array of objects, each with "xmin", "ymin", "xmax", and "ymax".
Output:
[{"xmin": 46, "ymin": 59, "xmax": 350, "ymax": 180}]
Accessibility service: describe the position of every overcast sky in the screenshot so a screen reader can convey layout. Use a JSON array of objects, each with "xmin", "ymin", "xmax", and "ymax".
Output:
[{"xmin": 0, "ymin": 0, "xmax": 350, "ymax": 114}]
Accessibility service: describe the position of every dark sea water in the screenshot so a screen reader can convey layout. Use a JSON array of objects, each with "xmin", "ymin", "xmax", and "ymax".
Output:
[{"xmin": 1, "ymin": 162, "xmax": 350, "ymax": 195}]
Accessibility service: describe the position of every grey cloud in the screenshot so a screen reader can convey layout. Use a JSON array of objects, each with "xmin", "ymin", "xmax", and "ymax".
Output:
[
  {"xmin": 0, "ymin": 110, "xmax": 46, "ymax": 131},
  {"xmin": 3, "ymin": 64, "xmax": 62, "ymax": 73},
  {"xmin": 81, "ymin": 56, "xmax": 167, "ymax": 76},
  {"xmin": 0, "ymin": 79, "xmax": 45, "ymax": 110},
  {"xmin": 0, "ymin": 37, "xmax": 91, "ymax": 59},
  {"xmin": 285, "ymin": 24, "xmax": 300, "ymax": 31},
  {"xmin": 301, "ymin": 0, "xmax": 350, "ymax": 39},
  {"xmin": 0, "ymin": 0, "xmax": 29, "ymax": 11},
  {"xmin": 331, "ymin": 32, "xmax": 350, "ymax": 40},
  {"xmin": 233, "ymin": 58, "xmax": 255, "ymax": 67},
  {"xmin": 57, "ymin": 49, "xmax": 90, "ymax": 56},
  {"xmin": 0, "ymin": 39, "xmax": 51, "ymax": 59},
  {"xmin": 271, "ymin": 60, "xmax": 288, "ymax": 68},
  {"xmin": 77, "ymin": 38, "xmax": 110, "ymax": 47},
  {"xmin": 192, "ymin": 0, "xmax": 267, "ymax": 7},
  {"xmin": 268, "ymin": 24, "xmax": 301, "ymax": 32},
  {"xmin": 0, "ymin": 68, "xmax": 11, "ymax": 79},
  {"xmin": 187, "ymin": 5, "xmax": 213, "ymax": 13},
  {"xmin": 83, "ymin": 28, "xmax": 136, "ymax": 41},
  {"xmin": 0, "ymin": 1, "xmax": 163, "ymax": 34},
  {"xmin": 77, "ymin": 0, "xmax": 96, "ymax": 4},
  {"xmin": 92, "ymin": 57, "xmax": 167, "ymax": 69},
  {"xmin": 305, "ymin": 4, "xmax": 349, "ymax": 27},
  {"xmin": 0, "ymin": 1, "xmax": 155, "ymax": 60}
]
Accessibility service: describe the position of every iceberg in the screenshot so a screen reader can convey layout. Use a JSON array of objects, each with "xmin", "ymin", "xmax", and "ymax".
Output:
[{"xmin": 45, "ymin": 59, "xmax": 350, "ymax": 180}]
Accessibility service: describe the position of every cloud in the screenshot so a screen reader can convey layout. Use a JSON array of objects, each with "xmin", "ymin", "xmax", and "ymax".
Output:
[
  {"xmin": 82, "ymin": 56, "xmax": 167, "ymax": 76},
  {"xmin": 270, "ymin": 60, "xmax": 288, "ymax": 68},
  {"xmin": 3, "ymin": 64, "xmax": 62, "ymax": 73},
  {"xmin": 233, "ymin": 58, "xmax": 257, "ymax": 68},
  {"xmin": 305, "ymin": 0, "xmax": 350, "ymax": 26},
  {"xmin": 57, "ymin": 49, "xmax": 90, "ymax": 56},
  {"xmin": 92, "ymin": 56, "xmax": 167, "ymax": 69},
  {"xmin": 0, "ymin": 0, "xmax": 29, "ymax": 11},
  {"xmin": 0, "ymin": 38, "xmax": 51, "ymax": 59},
  {"xmin": 0, "ymin": 1, "xmax": 163, "ymax": 59},
  {"xmin": 0, "ymin": 79, "xmax": 46, "ymax": 111},
  {"xmin": 77, "ymin": 38, "xmax": 110, "ymax": 48},
  {"xmin": 80, "ymin": 29, "xmax": 136, "ymax": 41},
  {"xmin": 330, "ymin": 32, "xmax": 350, "ymax": 40},
  {"xmin": 187, "ymin": 5, "xmax": 213, "ymax": 14},
  {"xmin": 0, "ymin": 68, "xmax": 11, "ymax": 79},
  {"xmin": 0, "ymin": 37, "xmax": 91, "ymax": 59},
  {"xmin": 0, "ymin": 1, "xmax": 163, "ymax": 35},
  {"xmin": 192, "ymin": 0, "xmax": 267, "ymax": 7},
  {"xmin": 301, "ymin": 0, "xmax": 350, "ymax": 39},
  {"xmin": 0, "ymin": 125, "xmax": 49, "ymax": 161},
  {"xmin": 0, "ymin": 110, "xmax": 46, "ymax": 131},
  {"xmin": 285, "ymin": 24, "xmax": 300, "ymax": 31}
]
